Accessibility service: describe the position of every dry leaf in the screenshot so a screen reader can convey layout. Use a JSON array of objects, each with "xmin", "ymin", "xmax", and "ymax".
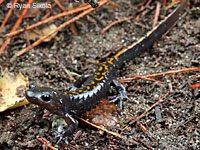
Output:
[
  {"xmin": 0, "ymin": 38, "xmax": 3, "ymax": 46},
  {"xmin": 85, "ymin": 98, "xmax": 119, "ymax": 127},
  {"xmin": 15, "ymin": 7, "xmax": 41, "ymax": 18},
  {"xmin": 0, "ymin": 72, "xmax": 29, "ymax": 112},
  {"xmin": 24, "ymin": 24, "xmax": 57, "ymax": 42}
]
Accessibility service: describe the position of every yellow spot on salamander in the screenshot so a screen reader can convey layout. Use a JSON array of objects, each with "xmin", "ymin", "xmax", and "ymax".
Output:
[
  {"xmin": 130, "ymin": 42, "xmax": 136, "ymax": 47},
  {"xmin": 103, "ymin": 64, "xmax": 108, "ymax": 70},
  {"xmin": 108, "ymin": 57, "xmax": 114, "ymax": 64},
  {"xmin": 108, "ymin": 60, "xmax": 113, "ymax": 64},
  {"xmin": 87, "ymin": 86, "xmax": 90, "ymax": 90},
  {"xmin": 147, "ymin": 31, "xmax": 152, "ymax": 35},
  {"xmin": 101, "ymin": 72, "xmax": 106, "ymax": 75},
  {"xmin": 95, "ymin": 76, "xmax": 104, "ymax": 81},
  {"xmin": 69, "ymin": 94, "xmax": 72, "ymax": 96},
  {"xmin": 83, "ymin": 90, "xmax": 88, "ymax": 93},
  {"xmin": 79, "ymin": 90, "xmax": 83, "ymax": 92},
  {"xmin": 98, "ymin": 67, "xmax": 103, "ymax": 71},
  {"xmin": 93, "ymin": 86, "xmax": 96, "ymax": 89},
  {"xmin": 72, "ymin": 91, "xmax": 78, "ymax": 94},
  {"xmin": 91, "ymin": 81, "xmax": 95, "ymax": 84},
  {"xmin": 97, "ymin": 83, "xmax": 100, "ymax": 86},
  {"xmin": 114, "ymin": 47, "xmax": 126, "ymax": 59},
  {"xmin": 97, "ymin": 72, "xmax": 101, "ymax": 75},
  {"xmin": 64, "ymin": 92, "xmax": 68, "ymax": 95},
  {"xmin": 138, "ymin": 36, "xmax": 144, "ymax": 42}
]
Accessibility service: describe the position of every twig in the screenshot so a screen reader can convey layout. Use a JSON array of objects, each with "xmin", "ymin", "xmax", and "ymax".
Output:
[
  {"xmin": 0, "ymin": 0, "xmax": 4, "ymax": 5},
  {"xmin": 5, "ymin": 3, "xmax": 92, "ymax": 37},
  {"xmin": 165, "ymin": 1, "xmax": 180, "ymax": 11},
  {"xmin": 132, "ymin": 75, "xmax": 163, "ymax": 84},
  {"xmin": 127, "ymin": 91, "xmax": 170, "ymax": 125},
  {"xmin": 152, "ymin": 2, "xmax": 161, "ymax": 28},
  {"xmin": 101, "ymin": 16, "xmax": 134, "ymax": 34},
  {"xmin": 54, "ymin": 0, "xmax": 65, "ymax": 11},
  {"xmin": 0, "ymin": 0, "xmax": 33, "ymax": 55},
  {"xmin": 135, "ymin": 21, "xmax": 151, "ymax": 30},
  {"xmin": 15, "ymin": 0, "xmax": 108, "ymax": 57},
  {"xmin": 190, "ymin": 75, "xmax": 200, "ymax": 81},
  {"xmin": 137, "ymin": 138, "xmax": 154, "ymax": 150},
  {"xmin": 189, "ymin": 83, "xmax": 200, "ymax": 89},
  {"xmin": 0, "ymin": 0, "xmax": 18, "ymax": 34},
  {"xmin": 76, "ymin": 116, "xmax": 137, "ymax": 144},
  {"xmin": 37, "ymin": 137, "xmax": 57, "ymax": 150},
  {"xmin": 119, "ymin": 67, "xmax": 200, "ymax": 83}
]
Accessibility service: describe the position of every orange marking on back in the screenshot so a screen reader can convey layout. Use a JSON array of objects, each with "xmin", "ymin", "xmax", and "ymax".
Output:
[
  {"xmin": 108, "ymin": 60, "xmax": 113, "ymax": 64},
  {"xmin": 97, "ymin": 83, "xmax": 100, "ymax": 86},
  {"xmin": 103, "ymin": 64, "xmax": 108, "ymax": 70},
  {"xmin": 64, "ymin": 92, "xmax": 68, "ymax": 95},
  {"xmin": 87, "ymin": 86, "xmax": 90, "ymax": 90},
  {"xmin": 69, "ymin": 94, "xmax": 72, "ymax": 96},
  {"xmin": 95, "ymin": 76, "xmax": 104, "ymax": 81},
  {"xmin": 102, "ymin": 72, "xmax": 106, "ymax": 75},
  {"xmin": 72, "ymin": 91, "xmax": 78, "ymax": 94},
  {"xmin": 91, "ymin": 81, "xmax": 95, "ymax": 84},
  {"xmin": 98, "ymin": 67, "xmax": 103, "ymax": 71},
  {"xmin": 83, "ymin": 90, "xmax": 88, "ymax": 93},
  {"xmin": 93, "ymin": 86, "xmax": 96, "ymax": 89},
  {"xmin": 79, "ymin": 90, "xmax": 83, "ymax": 92},
  {"xmin": 147, "ymin": 31, "xmax": 152, "ymax": 35},
  {"xmin": 114, "ymin": 47, "xmax": 127, "ymax": 59},
  {"xmin": 138, "ymin": 36, "xmax": 144, "ymax": 42}
]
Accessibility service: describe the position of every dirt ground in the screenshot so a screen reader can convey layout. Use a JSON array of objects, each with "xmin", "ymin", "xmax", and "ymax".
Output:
[{"xmin": 0, "ymin": 0, "xmax": 199, "ymax": 149}]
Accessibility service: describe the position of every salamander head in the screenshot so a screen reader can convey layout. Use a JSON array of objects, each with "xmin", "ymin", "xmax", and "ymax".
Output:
[{"xmin": 26, "ymin": 84, "xmax": 70, "ymax": 116}]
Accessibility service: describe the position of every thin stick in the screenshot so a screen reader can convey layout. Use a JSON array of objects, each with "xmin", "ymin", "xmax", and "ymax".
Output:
[
  {"xmin": 0, "ymin": 0, "xmax": 18, "ymax": 34},
  {"xmin": 101, "ymin": 16, "xmax": 134, "ymax": 34},
  {"xmin": 5, "ymin": 3, "xmax": 92, "ymax": 38},
  {"xmin": 152, "ymin": 2, "xmax": 161, "ymax": 28},
  {"xmin": 16, "ymin": 0, "xmax": 108, "ymax": 57},
  {"xmin": 119, "ymin": 67, "xmax": 200, "ymax": 83},
  {"xmin": 54, "ymin": 0, "xmax": 65, "ymax": 11},
  {"xmin": 77, "ymin": 116, "xmax": 137, "ymax": 144},
  {"xmin": 37, "ymin": 137, "xmax": 57, "ymax": 150},
  {"xmin": 128, "ymin": 91, "xmax": 170, "ymax": 125},
  {"xmin": 0, "ymin": 0, "xmax": 33, "ymax": 55}
]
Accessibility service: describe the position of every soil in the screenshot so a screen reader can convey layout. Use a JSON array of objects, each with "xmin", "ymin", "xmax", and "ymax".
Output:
[{"xmin": 0, "ymin": 0, "xmax": 199, "ymax": 149}]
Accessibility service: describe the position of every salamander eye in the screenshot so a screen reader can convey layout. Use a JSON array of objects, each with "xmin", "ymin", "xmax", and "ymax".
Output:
[{"xmin": 41, "ymin": 94, "xmax": 51, "ymax": 102}]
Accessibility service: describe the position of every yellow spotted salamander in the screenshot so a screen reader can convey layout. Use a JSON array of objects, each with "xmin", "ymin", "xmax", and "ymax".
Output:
[{"xmin": 25, "ymin": 0, "xmax": 187, "ymax": 144}]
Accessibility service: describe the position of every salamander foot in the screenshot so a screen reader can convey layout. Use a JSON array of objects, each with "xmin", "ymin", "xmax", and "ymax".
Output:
[
  {"xmin": 56, "ymin": 122, "xmax": 77, "ymax": 144},
  {"xmin": 109, "ymin": 80, "xmax": 130, "ymax": 109}
]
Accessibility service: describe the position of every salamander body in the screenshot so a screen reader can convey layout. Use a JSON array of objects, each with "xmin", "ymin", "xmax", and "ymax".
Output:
[{"xmin": 25, "ymin": 0, "xmax": 187, "ymax": 143}]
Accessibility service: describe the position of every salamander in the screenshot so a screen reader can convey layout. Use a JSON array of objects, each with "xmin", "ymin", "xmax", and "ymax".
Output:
[{"xmin": 25, "ymin": 0, "xmax": 187, "ymax": 144}]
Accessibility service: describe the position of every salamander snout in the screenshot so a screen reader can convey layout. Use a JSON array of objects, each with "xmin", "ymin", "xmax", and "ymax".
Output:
[
  {"xmin": 25, "ymin": 85, "xmax": 58, "ymax": 104},
  {"xmin": 25, "ymin": 90, "xmax": 35, "ymax": 99}
]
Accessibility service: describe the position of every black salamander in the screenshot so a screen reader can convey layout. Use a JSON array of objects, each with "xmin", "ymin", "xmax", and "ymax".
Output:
[{"xmin": 25, "ymin": 0, "xmax": 187, "ymax": 143}]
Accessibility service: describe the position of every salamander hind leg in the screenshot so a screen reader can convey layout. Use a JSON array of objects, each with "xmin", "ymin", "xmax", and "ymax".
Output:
[
  {"xmin": 69, "ymin": 74, "xmax": 93, "ymax": 91},
  {"xmin": 109, "ymin": 79, "xmax": 130, "ymax": 109},
  {"xmin": 68, "ymin": 74, "xmax": 93, "ymax": 92}
]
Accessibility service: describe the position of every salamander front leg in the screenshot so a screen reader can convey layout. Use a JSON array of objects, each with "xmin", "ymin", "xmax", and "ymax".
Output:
[
  {"xmin": 109, "ymin": 79, "xmax": 130, "ymax": 109},
  {"xmin": 57, "ymin": 113, "xmax": 78, "ymax": 144}
]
